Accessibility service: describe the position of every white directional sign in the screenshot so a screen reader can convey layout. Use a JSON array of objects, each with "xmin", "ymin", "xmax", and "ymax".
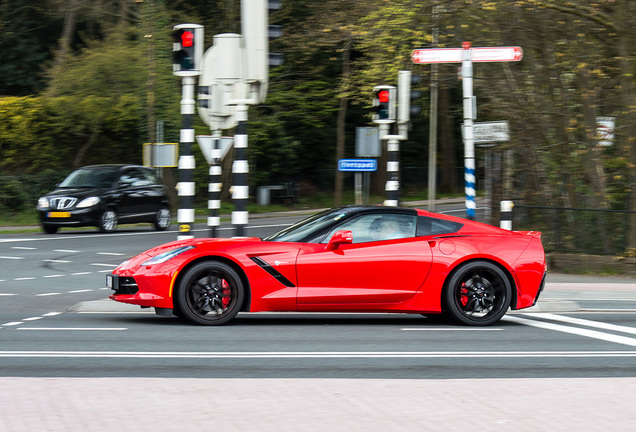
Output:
[
  {"xmin": 412, "ymin": 46, "xmax": 523, "ymax": 64},
  {"xmin": 471, "ymin": 121, "xmax": 510, "ymax": 144}
]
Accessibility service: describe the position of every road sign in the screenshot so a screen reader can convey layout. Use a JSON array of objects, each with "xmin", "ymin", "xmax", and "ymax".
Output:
[
  {"xmin": 412, "ymin": 46, "xmax": 523, "ymax": 64},
  {"xmin": 196, "ymin": 135, "xmax": 233, "ymax": 164},
  {"xmin": 470, "ymin": 121, "xmax": 510, "ymax": 144},
  {"xmin": 338, "ymin": 159, "xmax": 377, "ymax": 172}
]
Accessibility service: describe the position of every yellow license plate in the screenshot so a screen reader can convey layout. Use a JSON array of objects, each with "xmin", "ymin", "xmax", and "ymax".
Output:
[{"xmin": 48, "ymin": 212, "xmax": 71, "ymax": 218}]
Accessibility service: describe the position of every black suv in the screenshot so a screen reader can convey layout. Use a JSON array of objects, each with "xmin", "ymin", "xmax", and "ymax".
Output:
[{"xmin": 37, "ymin": 164, "xmax": 171, "ymax": 234}]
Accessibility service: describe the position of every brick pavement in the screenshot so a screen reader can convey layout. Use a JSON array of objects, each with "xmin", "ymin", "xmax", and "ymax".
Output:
[{"xmin": 1, "ymin": 377, "xmax": 635, "ymax": 431}]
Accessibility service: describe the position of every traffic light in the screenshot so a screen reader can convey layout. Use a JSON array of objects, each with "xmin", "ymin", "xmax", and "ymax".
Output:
[
  {"xmin": 372, "ymin": 85, "xmax": 396, "ymax": 123},
  {"xmin": 172, "ymin": 24, "xmax": 203, "ymax": 76},
  {"xmin": 398, "ymin": 70, "xmax": 422, "ymax": 124},
  {"xmin": 241, "ymin": 0, "xmax": 283, "ymax": 103}
]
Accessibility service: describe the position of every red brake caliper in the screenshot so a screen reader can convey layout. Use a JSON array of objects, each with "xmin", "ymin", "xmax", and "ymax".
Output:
[
  {"xmin": 221, "ymin": 280, "xmax": 231, "ymax": 308},
  {"xmin": 460, "ymin": 283, "xmax": 469, "ymax": 307}
]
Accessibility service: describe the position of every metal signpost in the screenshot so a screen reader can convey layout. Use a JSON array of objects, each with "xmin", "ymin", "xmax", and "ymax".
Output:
[{"xmin": 412, "ymin": 43, "xmax": 522, "ymax": 220}]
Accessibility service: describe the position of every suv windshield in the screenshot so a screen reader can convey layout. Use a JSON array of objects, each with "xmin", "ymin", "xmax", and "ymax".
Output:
[{"xmin": 59, "ymin": 167, "xmax": 120, "ymax": 189}]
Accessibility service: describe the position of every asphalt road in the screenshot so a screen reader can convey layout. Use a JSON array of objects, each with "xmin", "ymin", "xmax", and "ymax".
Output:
[{"xmin": 1, "ymin": 208, "xmax": 635, "ymax": 430}]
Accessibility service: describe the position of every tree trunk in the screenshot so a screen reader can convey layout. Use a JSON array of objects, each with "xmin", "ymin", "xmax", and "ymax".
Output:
[{"xmin": 334, "ymin": 39, "xmax": 351, "ymax": 206}]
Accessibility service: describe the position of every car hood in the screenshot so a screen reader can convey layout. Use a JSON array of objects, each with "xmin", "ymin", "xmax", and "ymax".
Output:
[{"xmin": 45, "ymin": 187, "xmax": 106, "ymax": 198}]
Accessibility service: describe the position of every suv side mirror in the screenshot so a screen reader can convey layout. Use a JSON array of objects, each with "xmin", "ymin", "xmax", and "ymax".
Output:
[{"xmin": 326, "ymin": 230, "xmax": 353, "ymax": 251}]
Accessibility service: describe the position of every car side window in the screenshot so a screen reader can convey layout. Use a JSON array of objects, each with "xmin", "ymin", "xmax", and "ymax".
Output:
[
  {"xmin": 119, "ymin": 169, "xmax": 157, "ymax": 188},
  {"xmin": 322, "ymin": 213, "xmax": 416, "ymax": 244},
  {"xmin": 416, "ymin": 216, "xmax": 464, "ymax": 236}
]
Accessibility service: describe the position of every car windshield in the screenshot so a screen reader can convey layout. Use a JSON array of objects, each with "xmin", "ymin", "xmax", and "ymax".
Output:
[
  {"xmin": 59, "ymin": 167, "xmax": 120, "ymax": 189},
  {"xmin": 263, "ymin": 208, "xmax": 351, "ymax": 242}
]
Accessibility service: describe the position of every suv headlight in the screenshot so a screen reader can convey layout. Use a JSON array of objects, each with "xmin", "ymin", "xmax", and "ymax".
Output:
[
  {"xmin": 77, "ymin": 196, "xmax": 101, "ymax": 208},
  {"xmin": 37, "ymin": 197, "xmax": 50, "ymax": 210}
]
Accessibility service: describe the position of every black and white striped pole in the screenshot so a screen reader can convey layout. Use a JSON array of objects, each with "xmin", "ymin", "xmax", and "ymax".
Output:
[
  {"xmin": 208, "ymin": 130, "xmax": 222, "ymax": 237},
  {"xmin": 172, "ymin": 24, "xmax": 203, "ymax": 240},
  {"xmin": 500, "ymin": 200, "xmax": 514, "ymax": 230},
  {"xmin": 384, "ymin": 135, "xmax": 401, "ymax": 207},
  {"xmin": 232, "ymin": 103, "xmax": 250, "ymax": 237},
  {"xmin": 177, "ymin": 77, "xmax": 196, "ymax": 240}
]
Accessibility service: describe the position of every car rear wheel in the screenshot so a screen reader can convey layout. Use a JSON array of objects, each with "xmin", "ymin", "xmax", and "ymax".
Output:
[
  {"xmin": 42, "ymin": 224, "xmax": 58, "ymax": 234},
  {"xmin": 175, "ymin": 261, "xmax": 244, "ymax": 325},
  {"xmin": 98, "ymin": 209, "xmax": 118, "ymax": 233},
  {"xmin": 153, "ymin": 207, "xmax": 171, "ymax": 231},
  {"xmin": 444, "ymin": 261, "xmax": 511, "ymax": 326}
]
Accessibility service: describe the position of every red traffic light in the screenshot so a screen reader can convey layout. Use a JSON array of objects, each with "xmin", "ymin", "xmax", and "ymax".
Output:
[
  {"xmin": 378, "ymin": 90, "xmax": 390, "ymax": 103},
  {"xmin": 181, "ymin": 30, "xmax": 194, "ymax": 47}
]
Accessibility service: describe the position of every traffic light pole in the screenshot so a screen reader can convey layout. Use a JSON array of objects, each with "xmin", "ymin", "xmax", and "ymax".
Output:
[
  {"xmin": 178, "ymin": 76, "xmax": 196, "ymax": 240},
  {"xmin": 379, "ymin": 122, "xmax": 406, "ymax": 207}
]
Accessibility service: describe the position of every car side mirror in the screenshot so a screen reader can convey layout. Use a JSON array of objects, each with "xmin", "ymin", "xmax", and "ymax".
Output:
[{"xmin": 326, "ymin": 230, "xmax": 353, "ymax": 251}]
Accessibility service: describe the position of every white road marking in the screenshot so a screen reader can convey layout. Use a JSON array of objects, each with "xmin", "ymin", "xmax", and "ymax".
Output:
[
  {"xmin": 53, "ymin": 249, "xmax": 80, "ymax": 253},
  {"xmin": 42, "ymin": 312, "xmax": 62, "ymax": 316},
  {"xmin": 16, "ymin": 328, "xmax": 127, "ymax": 331},
  {"xmin": 22, "ymin": 317, "xmax": 43, "ymax": 321},
  {"xmin": 0, "ymin": 293, "xmax": 17, "ymax": 296},
  {"xmin": 0, "ymin": 256, "xmax": 24, "ymax": 260},
  {"xmin": 1, "ymin": 322, "xmax": 23, "ymax": 327},
  {"xmin": 43, "ymin": 274, "xmax": 64, "ymax": 278},
  {"xmin": 72, "ymin": 272, "xmax": 91, "ymax": 276},
  {"xmin": 68, "ymin": 289, "xmax": 92, "ymax": 293},
  {"xmin": 97, "ymin": 252, "xmax": 125, "ymax": 256},
  {"xmin": 43, "ymin": 259, "xmax": 71, "ymax": 263},
  {"xmin": 0, "ymin": 350, "xmax": 634, "ymax": 359},
  {"xmin": 35, "ymin": 293, "xmax": 61, "ymax": 297},
  {"xmin": 14, "ymin": 277, "xmax": 35, "ymax": 281},
  {"xmin": 507, "ymin": 315, "xmax": 636, "ymax": 347},
  {"xmin": 402, "ymin": 328, "xmax": 504, "ymax": 331},
  {"xmin": 530, "ymin": 312, "xmax": 636, "ymax": 336},
  {"xmin": 90, "ymin": 263, "xmax": 118, "ymax": 267},
  {"xmin": 11, "ymin": 247, "xmax": 36, "ymax": 250}
]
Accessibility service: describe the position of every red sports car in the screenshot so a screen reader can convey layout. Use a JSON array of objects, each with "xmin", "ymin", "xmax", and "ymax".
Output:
[{"xmin": 107, "ymin": 206, "xmax": 546, "ymax": 326}]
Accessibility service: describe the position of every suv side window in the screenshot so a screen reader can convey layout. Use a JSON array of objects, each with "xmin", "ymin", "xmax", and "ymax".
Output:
[{"xmin": 119, "ymin": 168, "xmax": 157, "ymax": 188}]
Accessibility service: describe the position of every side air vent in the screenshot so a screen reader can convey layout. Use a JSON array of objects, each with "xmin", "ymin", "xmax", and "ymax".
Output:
[{"xmin": 250, "ymin": 256, "xmax": 296, "ymax": 287}]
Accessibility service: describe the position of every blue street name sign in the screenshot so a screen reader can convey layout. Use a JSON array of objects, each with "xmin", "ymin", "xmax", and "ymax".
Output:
[{"xmin": 338, "ymin": 159, "xmax": 377, "ymax": 172}]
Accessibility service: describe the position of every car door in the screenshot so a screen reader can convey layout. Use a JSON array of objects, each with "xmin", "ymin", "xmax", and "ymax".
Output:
[{"xmin": 295, "ymin": 213, "xmax": 432, "ymax": 306}]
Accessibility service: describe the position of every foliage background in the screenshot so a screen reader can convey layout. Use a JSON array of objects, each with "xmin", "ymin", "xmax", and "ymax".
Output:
[{"xmin": 1, "ymin": 0, "xmax": 636, "ymax": 248}]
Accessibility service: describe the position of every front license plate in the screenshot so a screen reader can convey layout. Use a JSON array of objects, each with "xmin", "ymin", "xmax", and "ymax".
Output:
[
  {"xmin": 106, "ymin": 274, "xmax": 116, "ymax": 290},
  {"xmin": 48, "ymin": 212, "xmax": 71, "ymax": 218}
]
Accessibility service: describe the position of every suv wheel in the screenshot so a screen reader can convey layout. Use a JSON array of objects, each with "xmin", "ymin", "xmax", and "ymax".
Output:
[{"xmin": 98, "ymin": 209, "xmax": 118, "ymax": 233}]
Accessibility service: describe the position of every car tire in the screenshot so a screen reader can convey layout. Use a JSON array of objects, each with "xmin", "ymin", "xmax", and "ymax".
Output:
[
  {"xmin": 174, "ymin": 261, "xmax": 244, "ymax": 326},
  {"xmin": 153, "ymin": 206, "xmax": 171, "ymax": 231},
  {"xmin": 42, "ymin": 224, "xmax": 58, "ymax": 234},
  {"xmin": 98, "ymin": 208, "xmax": 118, "ymax": 233},
  {"xmin": 444, "ymin": 261, "xmax": 511, "ymax": 326}
]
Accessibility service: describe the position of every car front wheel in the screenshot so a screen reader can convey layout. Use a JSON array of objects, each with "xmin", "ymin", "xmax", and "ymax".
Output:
[
  {"xmin": 174, "ymin": 261, "xmax": 244, "ymax": 325},
  {"xmin": 98, "ymin": 209, "xmax": 118, "ymax": 233},
  {"xmin": 444, "ymin": 261, "xmax": 511, "ymax": 326},
  {"xmin": 42, "ymin": 224, "xmax": 58, "ymax": 234}
]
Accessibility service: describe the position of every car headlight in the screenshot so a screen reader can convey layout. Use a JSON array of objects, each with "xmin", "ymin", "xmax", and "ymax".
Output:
[
  {"xmin": 77, "ymin": 196, "xmax": 101, "ymax": 208},
  {"xmin": 37, "ymin": 197, "xmax": 50, "ymax": 210},
  {"xmin": 141, "ymin": 245, "xmax": 195, "ymax": 266}
]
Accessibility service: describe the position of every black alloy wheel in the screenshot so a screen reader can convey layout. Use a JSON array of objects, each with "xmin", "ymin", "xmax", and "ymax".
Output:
[
  {"xmin": 444, "ymin": 261, "xmax": 512, "ymax": 326},
  {"xmin": 175, "ymin": 261, "xmax": 244, "ymax": 325}
]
